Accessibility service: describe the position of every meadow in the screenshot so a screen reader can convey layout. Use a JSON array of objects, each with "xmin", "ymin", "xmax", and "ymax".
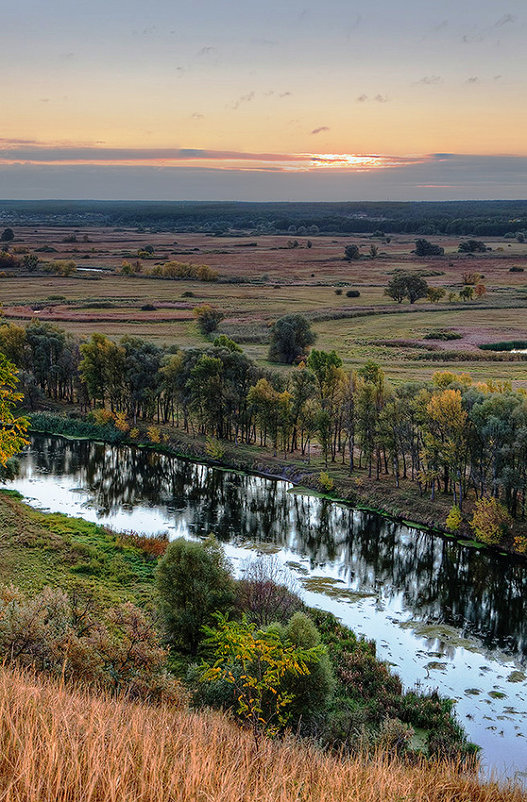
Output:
[{"xmin": 1, "ymin": 226, "xmax": 527, "ymax": 385}]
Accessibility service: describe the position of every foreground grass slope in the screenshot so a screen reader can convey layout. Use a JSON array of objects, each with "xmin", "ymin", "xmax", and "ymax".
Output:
[{"xmin": 1, "ymin": 666, "xmax": 524, "ymax": 802}]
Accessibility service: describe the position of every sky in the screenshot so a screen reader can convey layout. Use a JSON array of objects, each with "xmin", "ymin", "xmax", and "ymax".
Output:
[{"xmin": 1, "ymin": 0, "xmax": 526, "ymax": 201}]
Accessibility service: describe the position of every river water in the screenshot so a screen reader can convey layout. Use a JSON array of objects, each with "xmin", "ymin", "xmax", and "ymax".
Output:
[{"xmin": 9, "ymin": 434, "xmax": 527, "ymax": 782}]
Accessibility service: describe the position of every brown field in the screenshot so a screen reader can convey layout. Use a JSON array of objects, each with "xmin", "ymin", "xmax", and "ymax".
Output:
[
  {"xmin": 1, "ymin": 665, "xmax": 524, "ymax": 802},
  {"xmin": 2, "ymin": 226, "xmax": 527, "ymax": 384}
]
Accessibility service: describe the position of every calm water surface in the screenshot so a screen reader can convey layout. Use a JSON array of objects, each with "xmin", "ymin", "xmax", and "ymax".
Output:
[{"xmin": 10, "ymin": 434, "xmax": 527, "ymax": 782}]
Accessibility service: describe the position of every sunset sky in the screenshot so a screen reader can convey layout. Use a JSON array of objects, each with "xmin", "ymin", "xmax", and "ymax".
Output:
[{"xmin": 2, "ymin": 0, "xmax": 526, "ymax": 200}]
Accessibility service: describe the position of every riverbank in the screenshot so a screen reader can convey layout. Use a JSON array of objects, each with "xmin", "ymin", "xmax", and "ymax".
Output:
[
  {"xmin": 0, "ymin": 486, "xmax": 477, "ymax": 763},
  {"xmin": 26, "ymin": 409, "xmax": 524, "ymax": 559}
]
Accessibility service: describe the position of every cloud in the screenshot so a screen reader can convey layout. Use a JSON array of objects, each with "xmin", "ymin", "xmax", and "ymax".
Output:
[
  {"xmin": 231, "ymin": 91, "xmax": 255, "ymax": 110},
  {"xmin": 2, "ymin": 155, "xmax": 526, "ymax": 202},
  {"xmin": 196, "ymin": 46, "xmax": 215, "ymax": 58},
  {"xmin": 494, "ymin": 14, "xmax": 516, "ymax": 28},
  {"xmin": 466, "ymin": 76, "xmax": 480, "ymax": 83},
  {"xmin": 311, "ymin": 126, "xmax": 330, "ymax": 135},
  {"xmin": 191, "ymin": 113, "xmax": 204, "ymax": 120},
  {"xmin": 417, "ymin": 75, "xmax": 441, "ymax": 85},
  {"xmin": 356, "ymin": 94, "xmax": 390, "ymax": 103}
]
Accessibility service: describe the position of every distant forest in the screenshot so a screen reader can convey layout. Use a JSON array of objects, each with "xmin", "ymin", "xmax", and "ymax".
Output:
[{"xmin": 1, "ymin": 199, "xmax": 527, "ymax": 236}]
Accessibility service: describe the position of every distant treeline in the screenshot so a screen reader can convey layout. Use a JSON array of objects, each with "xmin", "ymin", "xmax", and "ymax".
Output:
[
  {"xmin": 1, "ymin": 199, "xmax": 527, "ymax": 236},
  {"xmin": 2, "ymin": 318, "xmax": 527, "ymax": 547}
]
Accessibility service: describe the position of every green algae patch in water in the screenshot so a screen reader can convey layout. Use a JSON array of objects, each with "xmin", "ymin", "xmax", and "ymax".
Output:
[
  {"xmin": 300, "ymin": 576, "xmax": 376, "ymax": 602},
  {"xmin": 399, "ymin": 621, "xmax": 480, "ymax": 653},
  {"xmin": 488, "ymin": 690, "xmax": 507, "ymax": 699},
  {"xmin": 507, "ymin": 671, "xmax": 526, "ymax": 683}
]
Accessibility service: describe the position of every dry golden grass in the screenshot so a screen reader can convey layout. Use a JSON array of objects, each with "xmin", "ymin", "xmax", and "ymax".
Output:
[{"xmin": 0, "ymin": 667, "xmax": 524, "ymax": 802}]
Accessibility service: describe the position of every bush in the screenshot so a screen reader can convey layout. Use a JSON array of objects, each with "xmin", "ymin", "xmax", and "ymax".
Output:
[
  {"xmin": 424, "ymin": 329, "xmax": 462, "ymax": 341},
  {"xmin": 318, "ymin": 471, "xmax": 335, "ymax": 493},
  {"xmin": 283, "ymin": 612, "xmax": 335, "ymax": 727},
  {"xmin": 459, "ymin": 240, "xmax": 486, "ymax": 253},
  {"xmin": 446, "ymin": 505, "xmax": 462, "ymax": 532},
  {"xmin": 346, "ymin": 289, "xmax": 360, "ymax": 298},
  {"xmin": 344, "ymin": 244, "xmax": 360, "ymax": 260},
  {"xmin": 0, "ymin": 586, "xmax": 183, "ymax": 703},
  {"xmin": 414, "ymin": 239, "xmax": 444, "ymax": 257},
  {"xmin": 236, "ymin": 556, "xmax": 302, "ymax": 627},
  {"xmin": 335, "ymin": 288, "xmax": 343, "ymax": 296},
  {"xmin": 156, "ymin": 537, "xmax": 235, "ymax": 655}
]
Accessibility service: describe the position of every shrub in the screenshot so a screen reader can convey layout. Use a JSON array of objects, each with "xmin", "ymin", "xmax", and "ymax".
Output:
[
  {"xmin": 414, "ymin": 239, "xmax": 444, "ymax": 257},
  {"xmin": 462, "ymin": 271, "xmax": 482, "ymax": 285},
  {"xmin": 446, "ymin": 505, "xmax": 462, "ymax": 532},
  {"xmin": 283, "ymin": 612, "xmax": 335, "ymax": 729},
  {"xmin": 205, "ymin": 435, "xmax": 225, "ymax": 460},
  {"xmin": 318, "ymin": 471, "xmax": 335, "ymax": 493},
  {"xmin": 426, "ymin": 287, "xmax": 446, "ymax": 303},
  {"xmin": 344, "ymin": 244, "xmax": 360, "ymax": 260},
  {"xmin": 346, "ymin": 289, "xmax": 360, "ymax": 298},
  {"xmin": 156, "ymin": 537, "xmax": 235, "ymax": 654},
  {"xmin": 0, "ymin": 586, "xmax": 183, "ymax": 703},
  {"xmin": 335, "ymin": 288, "xmax": 343, "ymax": 296},
  {"xmin": 424, "ymin": 329, "xmax": 462, "ymax": 341},
  {"xmin": 90, "ymin": 408, "xmax": 115, "ymax": 426},
  {"xmin": 236, "ymin": 556, "xmax": 302, "ymax": 627},
  {"xmin": 459, "ymin": 240, "xmax": 486, "ymax": 253},
  {"xmin": 147, "ymin": 425, "xmax": 161, "ymax": 443},
  {"xmin": 43, "ymin": 260, "xmax": 77, "ymax": 276}
]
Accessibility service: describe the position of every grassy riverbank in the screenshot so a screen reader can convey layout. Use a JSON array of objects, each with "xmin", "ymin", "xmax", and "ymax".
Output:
[{"xmin": 0, "ymin": 489, "xmax": 157, "ymax": 607}]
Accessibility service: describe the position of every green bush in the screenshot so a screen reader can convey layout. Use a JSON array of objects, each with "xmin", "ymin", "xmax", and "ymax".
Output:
[{"xmin": 156, "ymin": 537, "xmax": 235, "ymax": 655}]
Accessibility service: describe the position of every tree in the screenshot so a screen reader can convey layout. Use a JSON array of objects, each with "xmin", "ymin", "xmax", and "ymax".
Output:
[
  {"xmin": 369, "ymin": 243, "xmax": 379, "ymax": 259},
  {"xmin": 427, "ymin": 287, "xmax": 446, "ymax": 303},
  {"xmin": 156, "ymin": 537, "xmax": 235, "ymax": 655},
  {"xmin": 22, "ymin": 253, "xmax": 39, "ymax": 272},
  {"xmin": 384, "ymin": 273, "xmax": 428, "ymax": 304},
  {"xmin": 193, "ymin": 304, "xmax": 224, "ymax": 336},
  {"xmin": 0, "ymin": 228, "xmax": 14, "ymax": 242},
  {"xmin": 458, "ymin": 239, "xmax": 486, "ymax": 253},
  {"xmin": 471, "ymin": 497, "xmax": 512, "ymax": 545},
  {"xmin": 344, "ymin": 244, "xmax": 360, "ymax": 260},
  {"xmin": 201, "ymin": 613, "xmax": 323, "ymax": 747},
  {"xmin": 0, "ymin": 353, "xmax": 29, "ymax": 466},
  {"xmin": 414, "ymin": 239, "xmax": 444, "ymax": 256},
  {"xmin": 268, "ymin": 314, "xmax": 315, "ymax": 364},
  {"xmin": 459, "ymin": 286, "xmax": 474, "ymax": 301}
]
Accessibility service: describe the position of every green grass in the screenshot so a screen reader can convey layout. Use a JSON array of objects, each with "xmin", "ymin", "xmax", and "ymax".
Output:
[{"xmin": 0, "ymin": 490, "xmax": 156, "ymax": 607}]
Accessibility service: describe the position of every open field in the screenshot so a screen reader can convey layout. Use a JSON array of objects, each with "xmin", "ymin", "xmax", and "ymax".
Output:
[{"xmin": 1, "ymin": 227, "xmax": 527, "ymax": 383}]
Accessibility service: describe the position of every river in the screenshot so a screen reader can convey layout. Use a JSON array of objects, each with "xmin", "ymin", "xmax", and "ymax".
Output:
[{"xmin": 9, "ymin": 434, "xmax": 527, "ymax": 782}]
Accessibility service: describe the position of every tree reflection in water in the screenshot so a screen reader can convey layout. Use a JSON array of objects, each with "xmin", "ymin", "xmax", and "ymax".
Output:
[{"xmin": 22, "ymin": 435, "xmax": 527, "ymax": 660}]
